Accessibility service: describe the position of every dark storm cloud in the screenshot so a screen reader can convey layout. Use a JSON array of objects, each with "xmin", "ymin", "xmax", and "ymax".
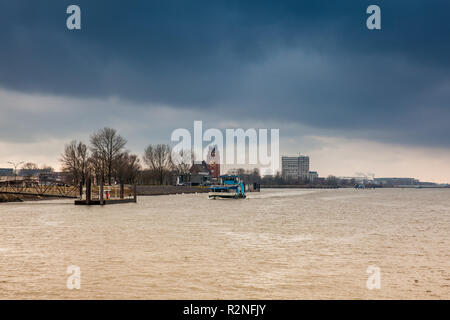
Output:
[{"xmin": 1, "ymin": 0, "xmax": 449, "ymax": 146}]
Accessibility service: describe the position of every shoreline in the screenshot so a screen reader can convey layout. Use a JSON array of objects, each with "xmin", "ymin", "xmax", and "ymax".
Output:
[
  {"xmin": 261, "ymin": 185, "xmax": 339, "ymax": 189},
  {"xmin": 0, "ymin": 186, "xmax": 209, "ymax": 203},
  {"xmin": 2, "ymin": 184, "xmax": 448, "ymax": 203},
  {"xmin": 261, "ymin": 185, "xmax": 450, "ymax": 189},
  {"xmin": 136, "ymin": 185, "xmax": 209, "ymax": 196}
]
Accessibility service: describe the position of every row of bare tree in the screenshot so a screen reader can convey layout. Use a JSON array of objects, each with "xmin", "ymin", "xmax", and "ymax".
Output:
[
  {"xmin": 60, "ymin": 127, "xmax": 192, "ymax": 186},
  {"xmin": 60, "ymin": 127, "xmax": 138, "ymax": 186}
]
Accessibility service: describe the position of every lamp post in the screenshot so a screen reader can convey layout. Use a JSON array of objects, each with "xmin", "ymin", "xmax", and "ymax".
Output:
[{"xmin": 7, "ymin": 161, "xmax": 24, "ymax": 182}]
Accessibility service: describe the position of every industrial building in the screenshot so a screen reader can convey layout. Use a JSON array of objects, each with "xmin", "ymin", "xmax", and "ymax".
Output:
[
  {"xmin": 0, "ymin": 168, "xmax": 14, "ymax": 177},
  {"xmin": 281, "ymin": 155, "xmax": 310, "ymax": 180}
]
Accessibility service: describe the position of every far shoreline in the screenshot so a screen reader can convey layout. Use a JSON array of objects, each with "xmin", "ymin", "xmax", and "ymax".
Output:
[
  {"xmin": 2, "ymin": 184, "xmax": 448, "ymax": 203},
  {"xmin": 261, "ymin": 185, "xmax": 450, "ymax": 189}
]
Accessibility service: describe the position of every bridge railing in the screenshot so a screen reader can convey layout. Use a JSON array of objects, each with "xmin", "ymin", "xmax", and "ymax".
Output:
[{"xmin": 0, "ymin": 183, "xmax": 79, "ymax": 198}]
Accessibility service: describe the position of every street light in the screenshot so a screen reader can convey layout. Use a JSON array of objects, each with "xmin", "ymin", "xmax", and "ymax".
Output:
[{"xmin": 7, "ymin": 161, "xmax": 24, "ymax": 181}]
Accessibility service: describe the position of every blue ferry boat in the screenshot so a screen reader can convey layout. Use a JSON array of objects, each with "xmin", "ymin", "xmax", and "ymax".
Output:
[{"xmin": 209, "ymin": 175, "xmax": 246, "ymax": 199}]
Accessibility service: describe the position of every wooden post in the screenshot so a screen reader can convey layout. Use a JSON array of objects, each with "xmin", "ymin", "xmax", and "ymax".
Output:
[
  {"xmin": 120, "ymin": 182, "xmax": 124, "ymax": 199},
  {"xmin": 86, "ymin": 176, "xmax": 91, "ymax": 205},
  {"xmin": 133, "ymin": 184, "xmax": 137, "ymax": 203},
  {"xmin": 79, "ymin": 181, "xmax": 83, "ymax": 199},
  {"xmin": 100, "ymin": 180, "xmax": 104, "ymax": 205}
]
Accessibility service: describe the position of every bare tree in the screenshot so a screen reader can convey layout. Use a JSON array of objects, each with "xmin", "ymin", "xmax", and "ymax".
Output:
[
  {"xmin": 113, "ymin": 152, "xmax": 141, "ymax": 198},
  {"xmin": 20, "ymin": 162, "xmax": 38, "ymax": 178},
  {"xmin": 40, "ymin": 165, "xmax": 54, "ymax": 172},
  {"xmin": 60, "ymin": 140, "xmax": 89, "ymax": 185},
  {"xmin": 143, "ymin": 144, "xmax": 173, "ymax": 185},
  {"xmin": 88, "ymin": 150, "xmax": 105, "ymax": 185},
  {"xmin": 90, "ymin": 127, "xmax": 127, "ymax": 185},
  {"xmin": 22, "ymin": 162, "xmax": 38, "ymax": 170},
  {"xmin": 113, "ymin": 152, "xmax": 141, "ymax": 185},
  {"xmin": 172, "ymin": 149, "xmax": 193, "ymax": 174},
  {"xmin": 171, "ymin": 149, "xmax": 194, "ymax": 185}
]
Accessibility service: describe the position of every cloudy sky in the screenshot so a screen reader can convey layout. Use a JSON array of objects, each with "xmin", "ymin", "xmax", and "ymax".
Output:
[{"xmin": 1, "ymin": 1, "xmax": 449, "ymax": 182}]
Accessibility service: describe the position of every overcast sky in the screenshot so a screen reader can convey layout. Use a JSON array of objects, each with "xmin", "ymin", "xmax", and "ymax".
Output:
[{"xmin": 1, "ymin": 1, "xmax": 449, "ymax": 182}]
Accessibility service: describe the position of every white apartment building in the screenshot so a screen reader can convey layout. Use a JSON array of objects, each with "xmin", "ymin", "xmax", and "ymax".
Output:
[{"xmin": 281, "ymin": 155, "xmax": 310, "ymax": 180}]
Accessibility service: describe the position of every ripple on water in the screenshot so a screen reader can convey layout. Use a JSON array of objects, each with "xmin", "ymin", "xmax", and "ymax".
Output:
[{"xmin": 0, "ymin": 188, "xmax": 449, "ymax": 299}]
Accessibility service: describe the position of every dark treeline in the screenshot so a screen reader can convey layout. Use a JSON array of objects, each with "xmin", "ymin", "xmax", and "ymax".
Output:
[
  {"xmin": 60, "ymin": 127, "xmax": 190, "ymax": 186},
  {"xmin": 228, "ymin": 169, "xmax": 342, "ymax": 187},
  {"xmin": 262, "ymin": 173, "xmax": 340, "ymax": 186}
]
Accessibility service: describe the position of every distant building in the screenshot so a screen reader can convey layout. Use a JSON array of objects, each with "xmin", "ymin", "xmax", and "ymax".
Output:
[
  {"xmin": 260, "ymin": 168, "xmax": 274, "ymax": 177},
  {"xmin": 0, "ymin": 168, "xmax": 14, "ymax": 177},
  {"xmin": 339, "ymin": 176, "xmax": 373, "ymax": 184},
  {"xmin": 0, "ymin": 176, "xmax": 38, "ymax": 187},
  {"xmin": 38, "ymin": 172, "xmax": 67, "ymax": 185},
  {"xmin": 206, "ymin": 146, "xmax": 220, "ymax": 179},
  {"xmin": 189, "ymin": 161, "xmax": 211, "ymax": 186},
  {"xmin": 308, "ymin": 171, "xmax": 318, "ymax": 182},
  {"xmin": 282, "ymin": 155, "xmax": 310, "ymax": 180},
  {"xmin": 18, "ymin": 168, "xmax": 52, "ymax": 177},
  {"xmin": 374, "ymin": 177, "xmax": 419, "ymax": 186}
]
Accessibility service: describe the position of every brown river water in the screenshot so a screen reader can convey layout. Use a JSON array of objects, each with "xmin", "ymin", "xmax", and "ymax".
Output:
[{"xmin": 0, "ymin": 188, "xmax": 449, "ymax": 299}]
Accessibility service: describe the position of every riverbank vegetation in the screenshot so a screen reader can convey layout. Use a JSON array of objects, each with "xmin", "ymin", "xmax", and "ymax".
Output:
[{"xmin": 60, "ymin": 127, "xmax": 190, "ymax": 187}]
